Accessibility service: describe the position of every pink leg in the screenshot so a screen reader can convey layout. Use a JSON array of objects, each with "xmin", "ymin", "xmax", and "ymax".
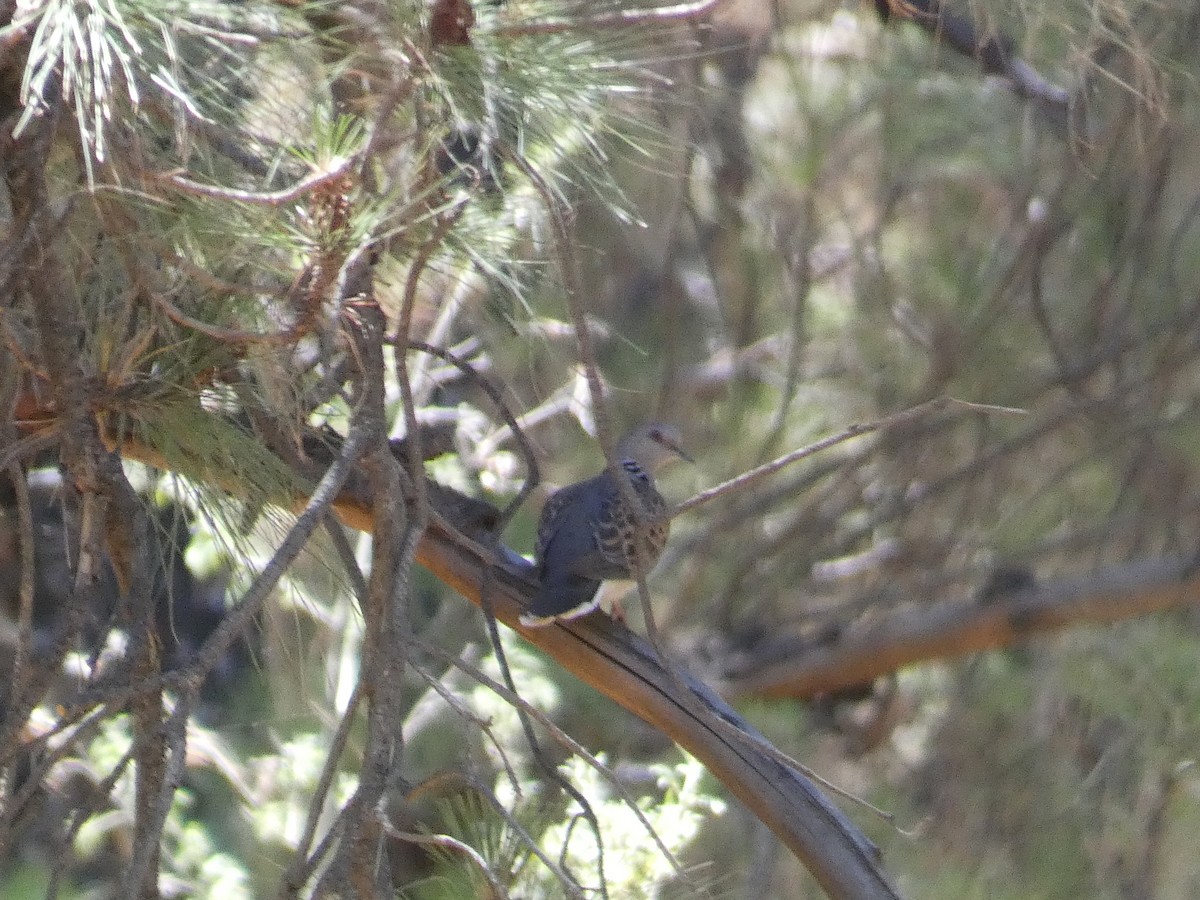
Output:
[{"xmin": 610, "ymin": 597, "xmax": 626, "ymax": 625}]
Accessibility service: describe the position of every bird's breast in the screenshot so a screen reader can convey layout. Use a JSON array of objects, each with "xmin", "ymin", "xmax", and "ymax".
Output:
[{"xmin": 596, "ymin": 478, "xmax": 669, "ymax": 572}]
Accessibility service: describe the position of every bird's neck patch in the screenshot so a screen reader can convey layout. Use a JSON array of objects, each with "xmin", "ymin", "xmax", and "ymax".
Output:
[{"xmin": 621, "ymin": 458, "xmax": 651, "ymax": 486}]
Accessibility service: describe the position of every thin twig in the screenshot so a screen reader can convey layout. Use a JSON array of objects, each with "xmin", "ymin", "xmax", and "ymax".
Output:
[
  {"xmin": 151, "ymin": 156, "xmax": 356, "ymax": 206},
  {"xmin": 393, "ymin": 209, "xmax": 466, "ymax": 514},
  {"xmin": 408, "ymin": 660, "xmax": 524, "ymax": 802},
  {"xmin": 177, "ymin": 409, "xmax": 370, "ymax": 689},
  {"xmin": 0, "ymin": 308, "xmax": 50, "ymax": 381},
  {"xmin": 279, "ymin": 677, "xmax": 368, "ymax": 899},
  {"xmin": 474, "ymin": 388, "xmax": 574, "ymax": 463},
  {"xmin": 0, "ymin": 429, "xmax": 58, "ymax": 472},
  {"xmin": 493, "ymin": 0, "xmax": 725, "ymax": 37},
  {"xmin": 123, "ymin": 695, "xmax": 190, "ymax": 899},
  {"xmin": 5, "ymin": 465, "xmax": 36, "ymax": 707},
  {"xmin": 410, "ymin": 269, "xmax": 480, "ymax": 407},
  {"xmin": 45, "ymin": 743, "xmax": 138, "ymax": 900},
  {"xmin": 671, "ymin": 397, "xmax": 1026, "ymax": 518},
  {"xmin": 406, "ymin": 341, "xmax": 540, "ymax": 530}
]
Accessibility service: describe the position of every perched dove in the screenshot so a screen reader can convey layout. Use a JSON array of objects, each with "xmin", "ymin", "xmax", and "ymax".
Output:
[{"xmin": 521, "ymin": 423, "xmax": 692, "ymax": 627}]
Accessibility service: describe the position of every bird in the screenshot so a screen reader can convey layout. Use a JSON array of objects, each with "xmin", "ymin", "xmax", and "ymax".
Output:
[{"xmin": 521, "ymin": 422, "xmax": 693, "ymax": 627}]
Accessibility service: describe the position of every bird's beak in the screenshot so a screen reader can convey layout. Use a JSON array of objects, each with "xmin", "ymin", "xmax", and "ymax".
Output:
[{"xmin": 666, "ymin": 439, "xmax": 695, "ymax": 465}]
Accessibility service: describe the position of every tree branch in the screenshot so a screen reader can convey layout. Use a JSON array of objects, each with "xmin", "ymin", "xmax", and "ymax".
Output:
[
  {"xmin": 725, "ymin": 555, "xmax": 1200, "ymax": 699},
  {"xmin": 333, "ymin": 502, "xmax": 899, "ymax": 899}
]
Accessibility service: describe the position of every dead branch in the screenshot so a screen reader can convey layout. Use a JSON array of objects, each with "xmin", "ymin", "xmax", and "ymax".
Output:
[{"xmin": 725, "ymin": 555, "xmax": 1200, "ymax": 699}]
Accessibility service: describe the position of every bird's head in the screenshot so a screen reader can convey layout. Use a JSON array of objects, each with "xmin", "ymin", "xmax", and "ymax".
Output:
[{"xmin": 617, "ymin": 422, "xmax": 694, "ymax": 472}]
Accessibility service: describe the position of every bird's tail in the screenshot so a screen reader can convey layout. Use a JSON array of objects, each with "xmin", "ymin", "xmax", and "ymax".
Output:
[{"xmin": 520, "ymin": 575, "xmax": 602, "ymax": 627}]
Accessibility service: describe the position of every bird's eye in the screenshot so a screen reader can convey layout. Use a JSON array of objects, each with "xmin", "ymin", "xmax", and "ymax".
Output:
[{"xmin": 650, "ymin": 428, "xmax": 663, "ymax": 442}]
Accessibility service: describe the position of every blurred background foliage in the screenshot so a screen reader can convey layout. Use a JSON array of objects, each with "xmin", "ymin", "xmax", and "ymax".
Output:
[{"xmin": 5, "ymin": 0, "xmax": 1200, "ymax": 897}]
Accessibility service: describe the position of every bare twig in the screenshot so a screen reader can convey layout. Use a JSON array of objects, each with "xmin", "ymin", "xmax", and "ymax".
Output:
[
  {"xmin": 493, "ymin": 0, "xmax": 725, "ymax": 37},
  {"xmin": 409, "ymin": 659, "xmax": 524, "ymax": 801},
  {"xmin": 151, "ymin": 156, "xmax": 357, "ymax": 206},
  {"xmin": 148, "ymin": 260, "xmax": 325, "ymax": 347},
  {"xmin": 279, "ymin": 677, "xmax": 368, "ymax": 900},
  {"xmin": 392, "ymin": 208, "xmax": 467, "ymax": 515},
  {"xmin": 406, "ymin": 341, "xmax": 540, "ymax": 529},
  {"xmin": 45, "ymin": 742, "xmax": 137, "ymax": 900},
  {"xmin": 5, "ymin": 465, "xmax": 37, "ymax": 706},
  {"xmin": 672, "ymin": 397, "xmax": 1026, "ymax": 518},
  {"xmin": 178, "ymin": 412, "xmax": 370, "ymax": 690},
  {"xmin": 0, "ymin": 429, "xmax": 59, "ymax": 472}
]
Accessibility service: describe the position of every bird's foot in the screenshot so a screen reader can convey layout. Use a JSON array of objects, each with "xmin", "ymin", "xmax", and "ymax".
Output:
[{"xmin": 609, "ymin": 598, "xmax": 626, "ymax": 625}]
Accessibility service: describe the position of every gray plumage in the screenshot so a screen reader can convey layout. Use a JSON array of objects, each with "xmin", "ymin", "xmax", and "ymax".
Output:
[{"xmin": 521, "ymin": 423, "xmax": 691, "ymax": 627}]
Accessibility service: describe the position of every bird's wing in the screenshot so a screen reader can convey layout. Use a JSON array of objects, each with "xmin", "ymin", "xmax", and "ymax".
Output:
[{"xmin": 536, "ymin": 472, "xmax": 627, "ymax": 580}]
